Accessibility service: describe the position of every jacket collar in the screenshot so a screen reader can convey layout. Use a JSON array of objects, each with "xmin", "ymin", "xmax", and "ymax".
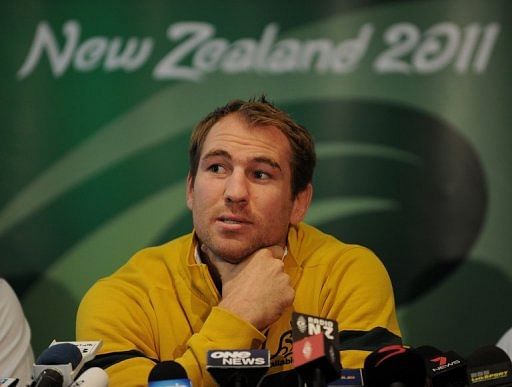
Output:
[{"xmin": 179, "ymin": 227, "xmax": 304, "ymax": 300}]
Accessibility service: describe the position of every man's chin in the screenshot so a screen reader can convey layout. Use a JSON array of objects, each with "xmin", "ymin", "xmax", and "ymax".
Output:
[
  {"xmin": 218, "ymin": 255, "xmax": 247, "ymax": 264},
  {"xmin": 208, "ymin": 244, "xmax": 256, "ymax": 264},
  {"xmin": 213, "ymin": 250, "xmax": 251, "ymax": 264}
]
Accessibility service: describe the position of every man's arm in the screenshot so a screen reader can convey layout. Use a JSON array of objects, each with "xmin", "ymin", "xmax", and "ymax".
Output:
[
  {"xmin": 76, "ymin": 277, "xmax": 268, "ymax": 386},
  {"xmin": 321, "ymin": 246, "xmax": 402, "ymax": 368}
]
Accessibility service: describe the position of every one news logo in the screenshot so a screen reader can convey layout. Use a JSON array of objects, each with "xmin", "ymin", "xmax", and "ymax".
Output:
[{"xmin": 209, "ymin": 351, "xmax": 267, "ymax": 366}]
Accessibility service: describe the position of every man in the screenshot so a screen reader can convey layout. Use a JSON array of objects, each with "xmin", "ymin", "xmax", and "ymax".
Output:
[{"xmin": 76, "ymin": 97, "xmax": 401, "ymax": 386}]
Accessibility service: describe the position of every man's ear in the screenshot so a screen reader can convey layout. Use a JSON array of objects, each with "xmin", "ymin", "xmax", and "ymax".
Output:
[
  {"xmin": 290, "ymin": 183, "xmax": 313, "ymax": 225},
  {"xmin": 186, "ymin": 172, "xmax": 194, "ymax": 210}
]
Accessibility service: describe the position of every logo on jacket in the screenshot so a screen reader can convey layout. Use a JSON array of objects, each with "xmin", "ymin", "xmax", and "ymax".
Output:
[{"xmin": 270, "ymin": 330, "xmax": 293, "ymax": 367}]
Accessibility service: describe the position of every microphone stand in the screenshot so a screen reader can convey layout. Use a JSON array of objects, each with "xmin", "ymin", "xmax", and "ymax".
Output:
[{"xmin": 312, "ymin": 367, "xmax": 326, "ymax": 387}]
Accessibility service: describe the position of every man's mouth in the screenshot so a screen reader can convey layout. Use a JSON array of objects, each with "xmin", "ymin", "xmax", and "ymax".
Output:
[
  {"xmin": 217, "ymin": 215, "xmax": 250, "ymax": 225},
  {"xmin": 222, "ymin": 219, "xmax": 241, "ymax": 224}
]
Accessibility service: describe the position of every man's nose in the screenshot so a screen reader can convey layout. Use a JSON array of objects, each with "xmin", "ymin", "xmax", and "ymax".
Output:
[{"xmin": 224, "ymin": 169, "xmax": 249, "ymax": 204}]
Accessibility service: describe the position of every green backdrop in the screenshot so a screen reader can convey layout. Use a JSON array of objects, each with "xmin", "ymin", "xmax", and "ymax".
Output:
[{"xmin": 1, "ymin": 0, "xmax": 510, "ymax": 356}]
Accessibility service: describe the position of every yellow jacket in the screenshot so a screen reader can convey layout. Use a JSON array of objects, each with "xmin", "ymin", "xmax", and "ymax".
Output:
[{"xmin": 76, "ymin": 223, "xmax": 401, "ymax": 386}]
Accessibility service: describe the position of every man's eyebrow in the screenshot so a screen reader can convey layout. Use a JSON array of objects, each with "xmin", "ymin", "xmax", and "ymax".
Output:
[
  {"xmin": 201, "ymin": 149, "xmax": 231, "ymax": 161},
  {"xmin": 253, "ymin": 156, "xmax": 281, "ymax": 171},
  {"xmin": 201, "ymin": 150, "xmax": 281, "ymax": 171}
]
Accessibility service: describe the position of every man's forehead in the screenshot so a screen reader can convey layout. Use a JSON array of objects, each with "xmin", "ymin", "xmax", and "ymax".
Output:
[{"xmin": 203, "ymin": 116, "xmax": 290, "ymax": 154}]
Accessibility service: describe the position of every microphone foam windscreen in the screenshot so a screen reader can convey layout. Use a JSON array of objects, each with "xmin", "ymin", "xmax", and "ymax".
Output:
[
  {"xmin": 148, "ymin": 361, "xmax": 188, "ymax": 382},
  {"xmin": 413, "ymin": 345, "xmax": 442, "ymax": 359},
  {"xmin": 414, "ymin": 345, "xmax": 468, "ymax": 386},
  {"xmin": 364, "ymin": 345, "xmax": 426, "ymax": 387},
  {"xmin": 467, "ymin": 346, "xmax": 512, "ymax": 368},
  {"xmin": 36, "ymin": 343, "xmax": 82, "ymax": 369},
  {"xmin": 467, "ymin": 345, "xmax": 512, "ymax": 386},
  {"xmin": 34, "ymin": 368, "xmax": 64, "ymax": 386}
]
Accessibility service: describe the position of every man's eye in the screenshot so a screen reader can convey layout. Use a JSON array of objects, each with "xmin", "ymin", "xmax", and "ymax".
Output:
[
  {"xmin": 208, "ymin": 164, "xmax": 225, "ymax": 173},
  {"xmin": 254, "ymin": 170, "xmax": 271, "ymax": 180}
]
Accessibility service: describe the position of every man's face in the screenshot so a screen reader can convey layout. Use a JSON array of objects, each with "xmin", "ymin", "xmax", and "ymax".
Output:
[{"xmin": 187, "ymin": 113, "xmax": 311, "ymax": 264}]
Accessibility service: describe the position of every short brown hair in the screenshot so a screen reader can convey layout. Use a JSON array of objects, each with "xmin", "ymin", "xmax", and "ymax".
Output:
[{"xmin": 188, "ymin": 96, "xmax": 316, "ymax": 197}]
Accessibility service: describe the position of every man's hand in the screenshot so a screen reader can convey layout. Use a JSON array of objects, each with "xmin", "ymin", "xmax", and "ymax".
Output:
[{"xmin": 204, "ymin": 245, "xmax": 295, "ymax": 331}]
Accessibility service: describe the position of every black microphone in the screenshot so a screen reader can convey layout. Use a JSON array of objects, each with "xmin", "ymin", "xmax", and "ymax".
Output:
[
  {"xmin": 414, "ymin": 345, "xmax": 468, "ymax": 387},
  {"xmin": 0, "ymin": 378, "xmax": 19, "ymax": 387},
  {"xmin": 466, "ymin": 345, "xmax": 512, "ymax": 386},
  {"xmin": 148, "ymin": 360, "xmax": 192, "ymax": 387},
  {"xmin": 31, "ymin": 370, "xmax": 63, "ymax": 387},
  {"xmin": 32, "ymin": 343, "xmax": 83, "ymax": 387},
  {"xmin": 363, "ymin": 344, "xmax": 426, "ymax": 387},
  {"xmin": 206, "ymin": 349, "xmax": 270, "ymax": 387},
  {"xmin": 291, "ymin": 312, "xmax": 341, "ymax": 387}
]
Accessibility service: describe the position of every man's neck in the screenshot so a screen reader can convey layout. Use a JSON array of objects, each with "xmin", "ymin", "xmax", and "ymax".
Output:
[{"xmin": 197, "ymin": 246, "xmax": 223, "ymax": 295}]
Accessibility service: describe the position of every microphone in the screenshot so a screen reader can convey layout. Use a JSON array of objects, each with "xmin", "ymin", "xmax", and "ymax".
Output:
[
  {"xmin": 148, "ymin": 361, "xmax": 191, "ymax": 387},
  {"xmin": 414, "ymin": 345, "xmax": 468, "ymax": 387},
  {"xmin": 32, "ymin": 340, "xmax": 103, "ymax": 387},
  {"xmin": 206, "ymin": 349, "xmax": 270, "ymax": 387},
  {"xmin": 466, "ymin": 345, "xmax": 512, "ymax": 386},
  {"xmin": 51, "ymin": 341, "xmax": 102, "ymax": 365},
  {"xmin": 0, "ymin": 378, "xmax": 19, "ymax": 387},
  {"xmin": 291, "ymin": 312, "xmax": 341, "ymax": 386},
  {"xmin": 32, "ymin": 343, "xmax": 83, "ymax": 387},
  {"xmin": 31, "ymin": 369, "xmax": 63, "ymax": 387},
  {"xmin": 363, "ymin": 344, "xmax": 426, "ymax": 387},
  {"xmin": 293, "ymin": 333, "xmax": 340, "ymax": 386},
  {"xmin": 69, "ymin": 368, "xmax": 109, "ymax": 387}
]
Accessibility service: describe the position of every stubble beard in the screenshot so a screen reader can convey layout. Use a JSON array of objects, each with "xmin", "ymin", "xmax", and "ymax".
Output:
[
  {"xmin": 198, "ymin": 228, "xmax": 288, "ymax": 264},
  {"xmin": 202, "ymin": 233, "xmax": 268, "ymax": 264}
]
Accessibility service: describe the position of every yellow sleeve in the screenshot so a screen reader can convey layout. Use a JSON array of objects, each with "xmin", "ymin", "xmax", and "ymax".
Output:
[
  {"xmin": 320, "ymin": 246, "xmax": 402, "ymax": 368},
  {"xmin": 174, "ymin": 307, "xmax": 266, "ymax": 385},
  {"xmin": 76, "ymin": 279, "xmax": 266, "ymax": 386},
  {"xmin": 76, "ymin": 278, "xmax": 156, "ymax": 386}
]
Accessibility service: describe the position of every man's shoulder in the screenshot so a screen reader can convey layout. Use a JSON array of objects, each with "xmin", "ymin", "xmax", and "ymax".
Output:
[
  {"xmin": 291, "ymin": 223, "xmax": 379, "ymax": 267},
  {"xmin": 142, "ymin": 232, "xmax": 193, "ymax": 256},
  {"xmin": 92, "ymin": 232, "xmax": 195, "ymax": 288},
  {"xmin": 126, "ymin": 232, "xmax": 194, "ymax": 265}
]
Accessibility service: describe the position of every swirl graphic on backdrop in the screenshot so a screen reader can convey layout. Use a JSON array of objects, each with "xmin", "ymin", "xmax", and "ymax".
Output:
[{"xmin": 294, "ymin": 99, "xmax": 487, "ymax": 305}]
